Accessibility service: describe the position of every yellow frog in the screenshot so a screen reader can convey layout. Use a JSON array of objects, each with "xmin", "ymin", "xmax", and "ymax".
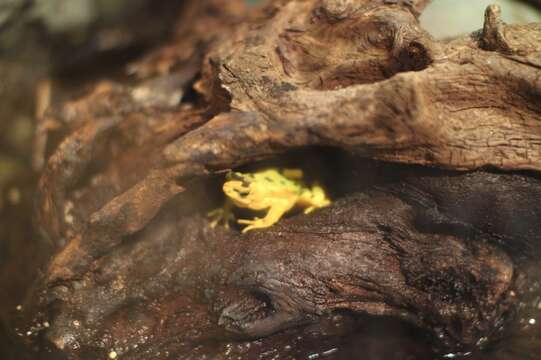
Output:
[{"xmin": 209, "ymin": 168, "xmax": 331, "ymax": 233}]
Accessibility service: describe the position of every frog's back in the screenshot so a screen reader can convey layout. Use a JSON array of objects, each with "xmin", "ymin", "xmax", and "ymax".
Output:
[{"xmin": 253, "ymin": 169, "xmax": 302, "ymax": 195}]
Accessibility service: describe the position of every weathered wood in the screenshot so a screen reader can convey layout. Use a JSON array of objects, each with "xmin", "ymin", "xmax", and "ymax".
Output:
[
  {"xmin": 20, "ymin": 170, "xmax": 539, "ymax": 358},
  {"xmin": 165, "ymin": 2, "xmax": 541, "ymax": 171},
  {"xmin": 19, "ymin": 0, "xmax": 541, "ymax": 358}
]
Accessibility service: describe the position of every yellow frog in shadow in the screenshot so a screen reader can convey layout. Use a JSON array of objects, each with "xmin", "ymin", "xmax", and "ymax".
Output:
[{"xmin": 209, "ymin": 168, "xmax": 331, "ymax": 233}]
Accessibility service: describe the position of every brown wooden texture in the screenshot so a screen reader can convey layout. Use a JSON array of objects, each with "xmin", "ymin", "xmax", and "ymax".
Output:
[{"xmin": 17, "ymin": 1, "xmax": 541, "ymax": 358}]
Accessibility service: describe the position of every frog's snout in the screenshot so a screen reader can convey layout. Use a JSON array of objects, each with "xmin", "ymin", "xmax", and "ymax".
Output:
[{"xmin": 223, "ymin": 181, "xmax": 249, "ymax": 196}]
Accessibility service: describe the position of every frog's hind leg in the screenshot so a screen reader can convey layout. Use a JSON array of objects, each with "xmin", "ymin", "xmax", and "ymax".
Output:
[
  {"xmin": 281, "ymin": 168, "xmax": 304, "ymax": 180},
  {"xmin": 238, "ymin": 200, "xmax": 295, "ymax": 233},
  {"xmin": 302, "ymin": 185, "xmax": 331, "ymax": 214}
]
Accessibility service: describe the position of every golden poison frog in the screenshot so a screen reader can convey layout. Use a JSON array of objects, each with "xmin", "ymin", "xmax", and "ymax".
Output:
[{"xmin": 209, "ymin": 168, "xmax": 331, "ymax": 233}]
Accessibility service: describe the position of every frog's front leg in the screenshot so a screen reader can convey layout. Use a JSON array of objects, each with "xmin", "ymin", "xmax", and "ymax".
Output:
[
  {"xmin": 238, "ymin": 200, "xmax": 295, "ymax": 233},
  {"xmin": 208, "ymin": 200, "xmax": 235, "ymax": 229}
]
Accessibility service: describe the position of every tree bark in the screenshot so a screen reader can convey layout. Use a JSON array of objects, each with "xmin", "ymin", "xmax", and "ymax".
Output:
[
  {"xmin": 15, "ymin": 0, "xmax": 541, "ymax": 358},
  {"xmin": 19, "ymin": 168, "xmax": 538, "ymax": 358}
]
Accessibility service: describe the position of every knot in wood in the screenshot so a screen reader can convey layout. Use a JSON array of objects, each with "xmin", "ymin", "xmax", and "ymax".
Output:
[
  {"xmin": 319, "ymin": 0, "xmax": 362, "ymax": 20},
  {"xmin": 481, "ymin": 4, "xmax": 512, "ymax": 54}
]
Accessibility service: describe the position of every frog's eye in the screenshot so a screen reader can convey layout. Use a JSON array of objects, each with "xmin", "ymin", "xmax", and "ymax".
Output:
[{"xmin": 229, "ymin": 172, "xmax": 244, "ymax": 181}]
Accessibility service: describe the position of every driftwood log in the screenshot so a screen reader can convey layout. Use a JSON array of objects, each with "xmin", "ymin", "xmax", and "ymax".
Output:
[{"xmin": 12, "ymin": 0, "xmax": 541, "ymax": 358}]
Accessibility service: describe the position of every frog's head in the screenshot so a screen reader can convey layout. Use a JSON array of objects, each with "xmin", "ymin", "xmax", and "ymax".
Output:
[{"xmin": 223, "ymin": 172, "xmax": 256, "ymax": 206}]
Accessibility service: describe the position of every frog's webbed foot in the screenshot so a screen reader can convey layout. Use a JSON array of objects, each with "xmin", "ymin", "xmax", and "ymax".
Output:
[
  {"xmin": 238, "ymin": 201, "xmax": 293, "ymax": 233},
  {"xmin": 237, "ymin": 217, "xmax": 268, "ymax": 233},
  {"xmin": 208, "ymin": 201, "xmax": 235, "ymax": 229}
]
